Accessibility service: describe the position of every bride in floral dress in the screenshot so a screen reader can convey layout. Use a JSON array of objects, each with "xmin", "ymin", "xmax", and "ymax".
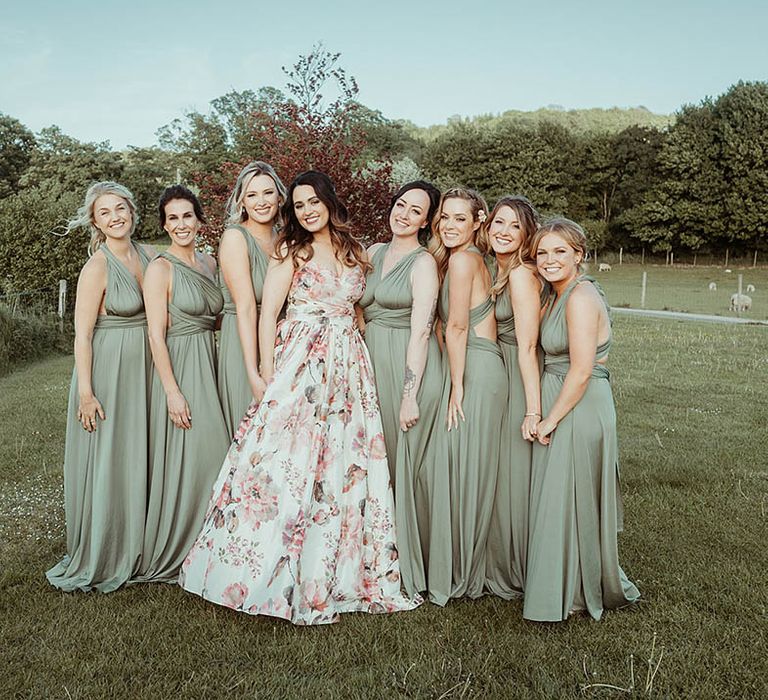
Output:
[{"xmin": 181, "ymin": 171, "xmax": 421, "ymax": 624}]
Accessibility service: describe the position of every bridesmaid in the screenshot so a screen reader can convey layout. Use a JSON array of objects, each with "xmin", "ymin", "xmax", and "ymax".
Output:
[
  {"xmin": 137, "ymin": 185, "xmax": 229, "ymax": 582},
  {"xmin": 426, "ymin": 187, "xmax": 507, "ymax": 602},
  {"xmin": 218, "ymin": 161, "xmax": 286, "ymax": 435},
  {"xmin": 524, "ymin": 217, "xmax": 640, "ymax": 621},
  {"xmin": 359, "ymin": 180, "xmax": 442, "ymax": 598},
  {"xmin": 484, "ymin": 196, "xmax": 543, "ymax": 599},
  {"xmin": 47, "ymin": 182, "xmax": 153, "ymax": 592}
]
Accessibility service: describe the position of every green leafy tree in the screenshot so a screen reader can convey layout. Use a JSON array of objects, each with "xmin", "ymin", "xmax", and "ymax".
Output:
[{"xmin": 0, "ymin": 114, "xmax": 37, "ymax": 199}]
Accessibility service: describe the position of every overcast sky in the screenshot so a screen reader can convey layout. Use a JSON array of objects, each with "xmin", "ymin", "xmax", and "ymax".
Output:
[{"xmin": 2, "ymin": 0, "xmax": 766, "ymax": 148}]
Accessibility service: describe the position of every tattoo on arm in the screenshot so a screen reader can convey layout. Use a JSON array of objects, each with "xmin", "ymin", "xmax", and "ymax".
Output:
[
  {"xmin": 426, "ymin": 298, "xmax": 437, "ymax": 332},
  {"xmin": 403, "ymin": 365, "xmax": 416, "ymax": 397}
]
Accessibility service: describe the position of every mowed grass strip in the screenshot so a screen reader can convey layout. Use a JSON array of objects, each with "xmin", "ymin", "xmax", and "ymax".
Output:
[{"xmin": 1, "ymin": 317, "xmax": 767, "ymax": 699}]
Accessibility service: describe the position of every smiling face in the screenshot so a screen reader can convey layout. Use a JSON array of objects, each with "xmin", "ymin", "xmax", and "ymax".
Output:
[
  {"xmin": 389, "ymin": 188, "xmax": 431, "ymax": 240},
  {"xmin": 535, "ymin": 231, "xmax": 582, "ymax": 284},
  {"xmin": 243, "ymin": 173, "xmax": 281, "ymax": 225},
  {"xmin": 292, "ymin": 184, "xmax": 330, "ymax": 234},
  {"xmin": 438, "ymin": 197, "xmax": 479, "ymax": 251},
  {"xmin": 488, "ymin": 205, "xmax": 524, "ymax": 256},
  {"xmin": 93, "ymin": 193, "xmax": 133, "ymax": 241},
  {"xmin": 163, "ymin": 198, "xmax": 201, "ymax": 248}
]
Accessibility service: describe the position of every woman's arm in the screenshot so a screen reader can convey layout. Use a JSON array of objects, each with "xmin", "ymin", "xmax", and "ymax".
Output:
[
  {"xmin": 258, "ymin": 254, "xmax": 294, "ymax": 383},
  {"xmin": 144, "ymin": 258, "xmax": 191, "ymax": 430},
  {"xmin": 536, "ymin": 283, "xmax": 600, "ymax": 445},
  {"xmin": 400, "ymin": 253, "xmax": 439, "ymax": 431},
  {"xmin": 508, "ymin": 266, "xmax": 542, "ymax": 441},
  {"xmin": 73, "ymin": 255, "xmax": 107, "ymax": 432},
  {"xmin": 219, "ymin": 229, "xmax": 265, "ymax": 401},
  {"xmin": 444, "ymin": 252, "xmax": 475, "ymax": 431}
]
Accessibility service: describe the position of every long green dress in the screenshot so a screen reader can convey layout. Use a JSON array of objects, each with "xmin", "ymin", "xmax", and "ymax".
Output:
[
  {"xmin": 137, "ymin": 252, "xmax": 230, "ymax": 583},
  {"xmin": 523, "ymin": 277, "xmax": 640, "ymax": 621},
  {"xmin": 217, "ymin": 224, "xmax": 270, "ymax": 436},
  {"xmin": 424, "ymin": 246, "xmax": 508, "ymax": 602},
  {"xmin": 360, "ymin": 244, "xmax": 443, "ymax": 598},
  {"xmin": 47, "ymin": 243, "xmax": 152, "ymax": 592}
]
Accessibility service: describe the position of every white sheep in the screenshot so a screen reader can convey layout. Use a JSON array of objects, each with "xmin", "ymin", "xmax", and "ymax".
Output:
[
  {"xmin": 729, "ymin": 293, "xmax": 752, "ymax": 312},
  {"xmin": 708, "ymin": 282, "xmax": 717, "ymax": 291},
  {"xmin": 598, "ymin": 263, "xmax": 612, "ymax": 272},
  {"xmin": 746, "ymin": 284, "xmax": 756, "ymax": 293}
]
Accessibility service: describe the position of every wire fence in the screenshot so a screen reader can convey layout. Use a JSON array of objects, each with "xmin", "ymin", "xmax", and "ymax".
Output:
[{"xmin": 0, "ymin": 282, "xmax": 67, "ymax": 320}]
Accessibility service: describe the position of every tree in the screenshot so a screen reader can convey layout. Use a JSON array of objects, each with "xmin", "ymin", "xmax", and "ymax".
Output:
[
  {"xmin": 0, "ymin": 114, "xmax": 37, "ymax": 199},
  {"xmin": 194, "ymin": 46, "xmax": 394, "ymax": 250}
]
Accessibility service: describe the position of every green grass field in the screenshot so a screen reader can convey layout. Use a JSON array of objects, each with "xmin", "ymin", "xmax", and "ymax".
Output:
[
  {"xmin": 587, "ymin": 263, "xmax": 768, "ymax": 320},
  {"xmin": 2, "ymin": 316, "xmax": 767, "ymax": 698}
]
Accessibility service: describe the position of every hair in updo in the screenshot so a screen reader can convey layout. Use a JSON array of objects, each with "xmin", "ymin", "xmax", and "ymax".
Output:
[
  {"xmin": 427, "ymin": 186, "xmax": 489, "ymax": 281},
  {"xmin": 388, "ymin": 180, "xmax": 441, "ymax": 246},
  {"xmin": 486, "ymin": 195, "xmax": 540, "ymax": 299},
  {"xmin": 225, "ymin": 161, "xmax": 287, "ymax": 227},
  {"xmin": 158, "ymin": 184, "xmax": 207, "ymax": 227},
  {"xmin": 531, "ymin": 217, "xmax": 588, "ymax": 273},
  {"xmin": 67, "ymin": 181, "xmax": 138, "ymax": 256}
]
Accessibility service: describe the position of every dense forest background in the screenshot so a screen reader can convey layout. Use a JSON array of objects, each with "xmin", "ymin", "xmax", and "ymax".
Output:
[{"xmin": 1, "ymin": 47, "xmax": 766, "ymax": 294}]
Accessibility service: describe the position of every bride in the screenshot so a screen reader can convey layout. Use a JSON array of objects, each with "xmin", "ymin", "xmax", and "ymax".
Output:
[{"xmin": 181, "ymin": 171, "xmax": 421, "ymax": 624}]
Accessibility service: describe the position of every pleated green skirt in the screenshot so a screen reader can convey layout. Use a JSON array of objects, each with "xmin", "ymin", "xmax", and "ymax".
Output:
[{"xmin": 217, "ymin": 310, "xmax": 253, "ymax": 436}]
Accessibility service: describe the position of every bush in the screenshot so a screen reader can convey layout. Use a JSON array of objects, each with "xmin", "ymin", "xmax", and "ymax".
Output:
[{"xmin": 0, "ymin": 305, "xmax": 68, "ymax": 376}]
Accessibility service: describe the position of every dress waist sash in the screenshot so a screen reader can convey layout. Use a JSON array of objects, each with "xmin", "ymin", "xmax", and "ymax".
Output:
[
  {"xmin": 363, "ymin": 306, "xmax": 411, "ymax": 329},
  {"xmin": 496, "ymin": 318, "xmax": 517, "ymax": 346},
  {"xmin": 94, "ymin": 313, "xmax": 147, "ymax": 330},
  {"xmin": 543, "ymin": 355, "xmax": 610, "ymax": 379},
  {"xmin": 166, "ymin": 304, "xmax": 216, "ymax": 337}
]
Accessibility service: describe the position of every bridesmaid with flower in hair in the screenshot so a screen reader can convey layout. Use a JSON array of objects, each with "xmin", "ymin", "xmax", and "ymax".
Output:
[{"xmin": 420, "ymin": 187, "xmax": 507, "ymax": 603}]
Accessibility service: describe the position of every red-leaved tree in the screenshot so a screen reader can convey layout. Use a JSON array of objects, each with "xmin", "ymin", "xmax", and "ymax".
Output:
[{"xmin": 195, "ymin": 45, "xmax": 393, "ymax": 251}]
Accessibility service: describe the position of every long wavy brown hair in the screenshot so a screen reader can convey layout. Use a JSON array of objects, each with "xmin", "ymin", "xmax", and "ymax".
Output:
[
  {"xmin": 275, "ymin": 171, "xmax": 371, "ymax": 274},
  {"xmin": 427, "ymin": 187, "xmax": 489, "ymax": 281},
  {"xmin": 485, "ymin": 195, "xmax": 540, "ymax": 299}
]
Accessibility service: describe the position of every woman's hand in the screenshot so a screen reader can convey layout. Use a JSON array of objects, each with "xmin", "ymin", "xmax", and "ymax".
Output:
[
  {"xmin": 77, "ymin": 395, "xmax": 105, "ymax": 432},
  {"xmin": 250, "ymin": 375, "xmax": 268, "ymax": 403},
  {"xmin": 446, "ymin": 385, "xmax": 465, "ymax": 432},
  {"xmin": 399, "ymin": 396, "xmax": 420, "ymax": 432},
  {"xmin": 167, "ymin": 390, "xmax": 191, "ymax": 430},
  {"xmin": 535, "ymin": 416, "xmax": 556, "ymax": 446},
  {"xmin": 521, "ymin": 414, "xmax": 540, "ymax": 442}
]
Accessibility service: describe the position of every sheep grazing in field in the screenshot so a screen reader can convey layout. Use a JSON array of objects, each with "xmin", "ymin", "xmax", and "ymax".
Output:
[
  {"xmin": 729, "ymin": 293, "xmax": 752, "ymax": 312},
  {"xmin": 598, "ymin": 263, "xmax": 612, "ymax": 272},
  {"xmin": 708, "ymin": 282, "xmax": 717, "ymax": 291},
  {"xmin": 725, "ymin": 269, "xmax": 732, "ymax": 273},
  {"xmin": 746, "ymin": 284, "xmax": 756, "ymax": 293}
]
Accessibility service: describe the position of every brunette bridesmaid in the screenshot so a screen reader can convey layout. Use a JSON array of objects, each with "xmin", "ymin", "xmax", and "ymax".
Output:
[
  {"xmin": 218, "ymin": 161, "xmax": 286, "ymax": 435},
  {"xmin": 47, "ymin": 182, "xmax": 153, "ymax": 592},
  {"xmin": 137, "ymin": 185, "xmax": 229, "ymax": 582},
  {"xmin": 484, "ymin": 196, "xmax": 544, "ymax": 598},
  {"xmin": 524, "ymin": 218, "xmax": 640, "ymax": 621},
  {"xmin": 359, "ymin": 180, "xmax": 442, "ymax": 598}
]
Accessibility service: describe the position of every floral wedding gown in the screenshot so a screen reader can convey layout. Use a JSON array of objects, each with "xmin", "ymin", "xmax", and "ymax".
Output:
[{"xmin": 180, "ymin": 260, "xmax": 421, "ymax": 624}]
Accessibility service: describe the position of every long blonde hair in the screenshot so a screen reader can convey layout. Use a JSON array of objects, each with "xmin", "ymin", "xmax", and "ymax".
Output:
[
  {"xmin": 225, "ymin": 161, "xmax": 287, "ymax": 228},
  {"xmin": 427, "ymin": 187, "xmax": 489, "ymax": 281},
  {"xmin": 67, "ymin": 181, "xmax": 138, "ymax": 255},
  {"xmin": 487, "ymin": 195, "xmax": 540, "ymax": 299}
]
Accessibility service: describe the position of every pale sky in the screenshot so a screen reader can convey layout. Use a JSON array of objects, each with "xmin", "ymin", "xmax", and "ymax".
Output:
[{"xmin": 2, "ymin": 0, "xmax": 766, "ymax": 148}]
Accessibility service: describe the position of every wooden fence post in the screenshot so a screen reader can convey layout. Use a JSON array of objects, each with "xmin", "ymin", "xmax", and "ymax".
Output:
[
  {"xmin": 640, "ymin": 271, "xmax": 647, "ymax": 309},
  {"xmin": 754, "ymin": 249, "xmax": 758, "ymax": 268},
  {"xmin": 58, "ymin": 280, "xmax": 67, "ymax": 332},
  {"xmin": 619, "ymin": 247, "xmax": 623, "ymax": 265},
  {"xmin": 725, "ymin": 248, "xmax": 729, "ymax": 268}
]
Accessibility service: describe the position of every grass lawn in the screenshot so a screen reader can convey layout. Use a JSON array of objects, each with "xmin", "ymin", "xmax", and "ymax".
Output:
[
  {"xmin": 2, "ymin": 316, "xmax": 767, "ymax": 698},
  {"xmin": 587, "ymin": 263, "xmax": 768, "ymax": 320}
]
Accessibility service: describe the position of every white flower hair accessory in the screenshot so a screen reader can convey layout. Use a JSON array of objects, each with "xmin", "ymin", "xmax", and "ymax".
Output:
[{"xmin": 477, "ymin": 209, "xmax": 487, "ymax": 224}]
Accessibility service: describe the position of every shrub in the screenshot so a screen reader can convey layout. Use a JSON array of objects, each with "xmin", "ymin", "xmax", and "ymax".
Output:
[{"xmin": 0, "ymin": 305, "xmax": 68, "ymax": 377}]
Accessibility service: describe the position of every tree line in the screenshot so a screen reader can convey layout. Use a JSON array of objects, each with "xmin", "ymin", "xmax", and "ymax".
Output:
[{"xmin": 1, "ymin": 45, "xmax": 766, "ymax": 297}]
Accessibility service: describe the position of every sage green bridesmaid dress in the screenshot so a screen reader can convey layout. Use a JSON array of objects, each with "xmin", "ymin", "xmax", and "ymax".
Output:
[
  {"xmin": 217, "ymin": 224, "xmax": 270, "ymax": 436},
  {"xmin": 423, "ymin": 246, "xmax": 507, "ymax": 602},
  {"xmin": 360, "ymin": 244, "xmax": 443, "ymax": 598},
  {"xmin": 523, "ymin": 277, "xmax": 640, "ymax": 621},
  {"xmin": 47, "ymin": 243, "xmax": 152, "ymax": 592},
  {"xmin": 137, "ymin": 252, "xmax": 230, "ymax": 583}
]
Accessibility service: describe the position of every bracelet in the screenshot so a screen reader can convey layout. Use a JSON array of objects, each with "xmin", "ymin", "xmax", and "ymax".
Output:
[{"xmin": 525, "ymin": 412, "xmax": 541, "ymax": 417}]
